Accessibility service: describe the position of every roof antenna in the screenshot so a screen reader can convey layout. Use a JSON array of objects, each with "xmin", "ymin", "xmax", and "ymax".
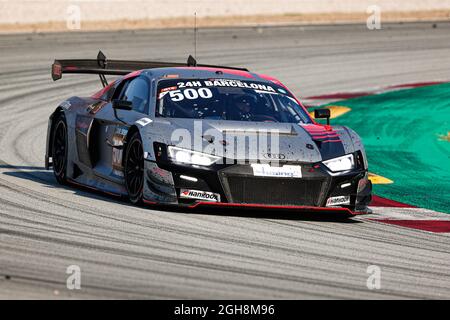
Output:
[
  {"xmin": 187, "ymin": 13, "xmax": 198, "ymax": 67},
  {"xmin": 194, "ymin": 12, "xmax": 197, "ymax": 61}
]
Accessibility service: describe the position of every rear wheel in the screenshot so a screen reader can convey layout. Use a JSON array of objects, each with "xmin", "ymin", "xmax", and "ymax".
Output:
[
  {"xmin": 124, "ymin": 132, "xmax": 144, "ymax": 204},
  {"xmin": 52, "ymin": 115, "xmax": 68, "ymax": 184}
]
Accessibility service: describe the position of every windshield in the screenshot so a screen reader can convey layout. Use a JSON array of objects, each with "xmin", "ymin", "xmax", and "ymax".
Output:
[{"xmin": 156, "ymin": 79, "xmax": 312, "ymax": 124}]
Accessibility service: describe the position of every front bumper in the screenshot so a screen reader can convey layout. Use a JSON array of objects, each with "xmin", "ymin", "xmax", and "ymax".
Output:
[{"xmin": 143, "ymin": 149, "xmax": 372, "ymax": 213}]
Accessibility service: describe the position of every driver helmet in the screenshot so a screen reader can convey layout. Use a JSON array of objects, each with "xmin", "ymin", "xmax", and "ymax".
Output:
[{"xmin": 231, "ymin": 94, "xmax": 258, "ymax": 120}]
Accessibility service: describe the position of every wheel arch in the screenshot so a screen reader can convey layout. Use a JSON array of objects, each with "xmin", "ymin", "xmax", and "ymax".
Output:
[
  {"xmin": 45, "ymin": 107, "xmax": 66, "ymax": 169},
  {"xmin": 122, "ymin": 125, "xmax": 141, "ymax": 165},
  {"xmin": 122, "ymin": 125, "xmax": 145, "ymax": 204}
]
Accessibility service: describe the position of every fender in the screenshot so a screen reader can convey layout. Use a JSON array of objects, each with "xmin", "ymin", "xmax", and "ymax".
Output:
[{"xmin": 45, "ymin": 107, "xmax": 66, "ymax": 169}]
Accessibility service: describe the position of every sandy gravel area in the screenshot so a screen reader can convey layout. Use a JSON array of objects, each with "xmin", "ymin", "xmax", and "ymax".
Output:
[{"xmin": 1, "ymin": 10, "xmax": 449, "ymax": 34}]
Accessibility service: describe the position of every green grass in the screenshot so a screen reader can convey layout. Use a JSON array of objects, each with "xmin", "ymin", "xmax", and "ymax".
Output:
[{"xmin": 317, "ymin": 83, "xmax": 450, "ymax": 213}]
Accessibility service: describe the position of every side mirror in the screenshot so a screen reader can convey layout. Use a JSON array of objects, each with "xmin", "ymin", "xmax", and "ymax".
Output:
[
  {"xmin": 112, "ymin": 99, "xmax": 133, "ymax": 110},
  {"xmin": 314, "ymin": 108, "xmax": 331, "ymax": 125}
]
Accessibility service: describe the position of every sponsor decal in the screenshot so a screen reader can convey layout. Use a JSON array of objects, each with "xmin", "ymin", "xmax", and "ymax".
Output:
[
  {"xmin": 87, "ymin": 101, "xmax": 106, "ymax": 114},
  {"xmin": 167, "ymin": 88, "xmax": 213, "ymax": 102},
  {"xmin": 136, "ymin": 117, "xmax": 153, "ymax": 127},
  {"xmin": 60, "ymin": 100, "xmax": 71, "ymax": 110},
  {"xmin": 174, "ymin": 79, "xmax": 276, "ymax": 92},
  {"xmin": 111, "ymin": 127, "xmax": 128, "ymax": 176},
  {"xmin": 203, "ymin": 79, "xmax": 276, "ymax": 92},
  {"xmin": 161, "ymin": 86, "xmax": 178, "ymax": 92},
  {"xmin": 177, "ymin": 81, "xmax": 203, "ymax": 88},
  {"xmin": 180, "ymin": 189, "xmax": 220, "ymax": 202},
  {"xmin": 159, "ymin": 80, "xmax": 277, "ymax": 101},
  {"xmin": 251, "ymin": 164, "xmax": 302, "ymax": 178},
  {"xmin": 326, "ymin": 195, "xmax": 350, "ymax": 207}
]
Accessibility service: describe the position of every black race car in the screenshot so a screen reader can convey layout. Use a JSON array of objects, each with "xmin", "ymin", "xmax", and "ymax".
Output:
[{"xmin": 46, "ymin": 51, "xmax": 372, "ymax": 216}]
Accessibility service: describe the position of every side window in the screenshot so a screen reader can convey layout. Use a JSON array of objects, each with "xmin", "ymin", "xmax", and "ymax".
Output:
[
  {"xmin": 111, "ymin": 79, "xmax": 130, "ymax": 100},
  {"xmin": 120, "ymin": 78, "xmax": 149, "ymax": 113},
  {"xmin": 102, "ymin": 86, "xmax": 114, "ymax": 101}
]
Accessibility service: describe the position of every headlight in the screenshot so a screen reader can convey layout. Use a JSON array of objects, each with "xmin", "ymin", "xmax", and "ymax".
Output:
[
  {"xmin": 168, "ymin": 146, "xmax": 221, "ymax": 166},
  {"xmin": 323, "ymin": 154, "xmax": 355, "ymax": 172}
]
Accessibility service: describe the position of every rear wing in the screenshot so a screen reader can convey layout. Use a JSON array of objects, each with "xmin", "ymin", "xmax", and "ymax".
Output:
[{"xmin": 51, "ymin": 51, "xmax": 249, "ymax": 87}]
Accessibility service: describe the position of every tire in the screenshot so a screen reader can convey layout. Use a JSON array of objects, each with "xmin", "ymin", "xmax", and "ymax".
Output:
[
  {"xmin": 51, "ymin": 114, "xmax": 68, "ymax": 184},
  {"xmin": 124, "ymin": 132, "xmax": 144, "ymax": 204}
]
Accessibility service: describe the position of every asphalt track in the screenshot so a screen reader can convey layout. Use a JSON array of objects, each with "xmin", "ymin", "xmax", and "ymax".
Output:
[{"xmin": 0, "ymin": 22, "xmax": 450, "ymax": 299}]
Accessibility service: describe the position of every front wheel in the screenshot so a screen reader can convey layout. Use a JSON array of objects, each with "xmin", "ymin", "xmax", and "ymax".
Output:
[
  {"xmin": 52, "ymin": 115, "xmax": 68, "ymax": 184},
  {"xmin": 124, "ymin": 132, "xmax": 144, "ymax": 204}
]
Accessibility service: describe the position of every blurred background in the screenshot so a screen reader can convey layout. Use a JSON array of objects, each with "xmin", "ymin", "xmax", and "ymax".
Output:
[{"xmin": 1, "ymin": 0, "xmax": 450, "ymax": 33}]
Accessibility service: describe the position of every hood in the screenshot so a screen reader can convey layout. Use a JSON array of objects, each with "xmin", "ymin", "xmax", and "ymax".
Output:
[{"xmin": 149, "ymin": 118, "xmax": 356, "ymax": 162}]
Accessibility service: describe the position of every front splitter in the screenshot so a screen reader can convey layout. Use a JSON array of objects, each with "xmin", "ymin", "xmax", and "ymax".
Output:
[{"xmin": 143, "ymin": 199, "xmax": 368, "ymax": 217}]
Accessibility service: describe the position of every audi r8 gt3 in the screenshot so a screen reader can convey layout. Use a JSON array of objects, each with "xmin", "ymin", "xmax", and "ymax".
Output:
[{"xmin": 45, "ymin": 51, "xmax": 372, "ymax": 216}]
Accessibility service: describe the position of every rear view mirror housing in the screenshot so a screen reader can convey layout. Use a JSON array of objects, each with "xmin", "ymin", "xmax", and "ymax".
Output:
[
  {"xmin": 112, "ymin": 99, "xmax": 133, "ymax": 110},
  {"xmin": 112, "ymin": 99, "xmax": 132, "ymax": 124},
  {"xmin": 314, "ymin": 108, "xmax": 331, "ymax": 125}
]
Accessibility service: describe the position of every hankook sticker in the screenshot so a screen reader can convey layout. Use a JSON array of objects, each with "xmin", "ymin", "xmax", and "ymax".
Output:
[
  {"xmin": 180, "ymin": 189, "xmax": 221, "ymax": 202},
  {"xmin": 326, "ymin": 196, "xmax": 350, "ymax": 207}
]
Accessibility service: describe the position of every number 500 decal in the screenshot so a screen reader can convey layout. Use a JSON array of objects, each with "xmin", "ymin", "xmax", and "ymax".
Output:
[{"xmin": 169, "ymin": 88, "xmax": 213, "ymax": 101}]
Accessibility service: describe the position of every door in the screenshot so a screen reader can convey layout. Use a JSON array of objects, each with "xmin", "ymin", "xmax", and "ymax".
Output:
[{"xmin": 90, "ymin": 76, "xmax": 151, "ymax": 182}]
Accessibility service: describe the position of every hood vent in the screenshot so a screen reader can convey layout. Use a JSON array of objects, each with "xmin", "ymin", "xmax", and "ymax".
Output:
[{"xmin": 221, "ymin": 125, "xmax": 297, "ymax": 136}]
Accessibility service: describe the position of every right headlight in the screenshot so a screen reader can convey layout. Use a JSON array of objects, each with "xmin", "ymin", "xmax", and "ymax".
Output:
[{"xmin": 323, "ymin": 154, "xmax": 355, "ymax": 172}]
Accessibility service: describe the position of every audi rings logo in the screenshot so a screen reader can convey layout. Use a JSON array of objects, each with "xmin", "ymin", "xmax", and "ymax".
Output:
[{"xmin": 263, "ymin": 153, "xmax": 286, "ymax": 160}]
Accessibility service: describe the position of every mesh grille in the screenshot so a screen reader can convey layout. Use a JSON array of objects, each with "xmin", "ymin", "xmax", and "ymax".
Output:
[{"xmin": 224, "ymin": 176, "xmax": 323, "ymax": 206}]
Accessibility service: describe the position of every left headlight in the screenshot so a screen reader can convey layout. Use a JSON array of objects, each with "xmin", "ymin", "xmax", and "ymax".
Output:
[
  {"xmin": 323, "ymin": 154, "xmax": 355, "ymax": 172},
  {"xmin": 168, "ymin": 146, "xmax": 221, "ymax": 166}
]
